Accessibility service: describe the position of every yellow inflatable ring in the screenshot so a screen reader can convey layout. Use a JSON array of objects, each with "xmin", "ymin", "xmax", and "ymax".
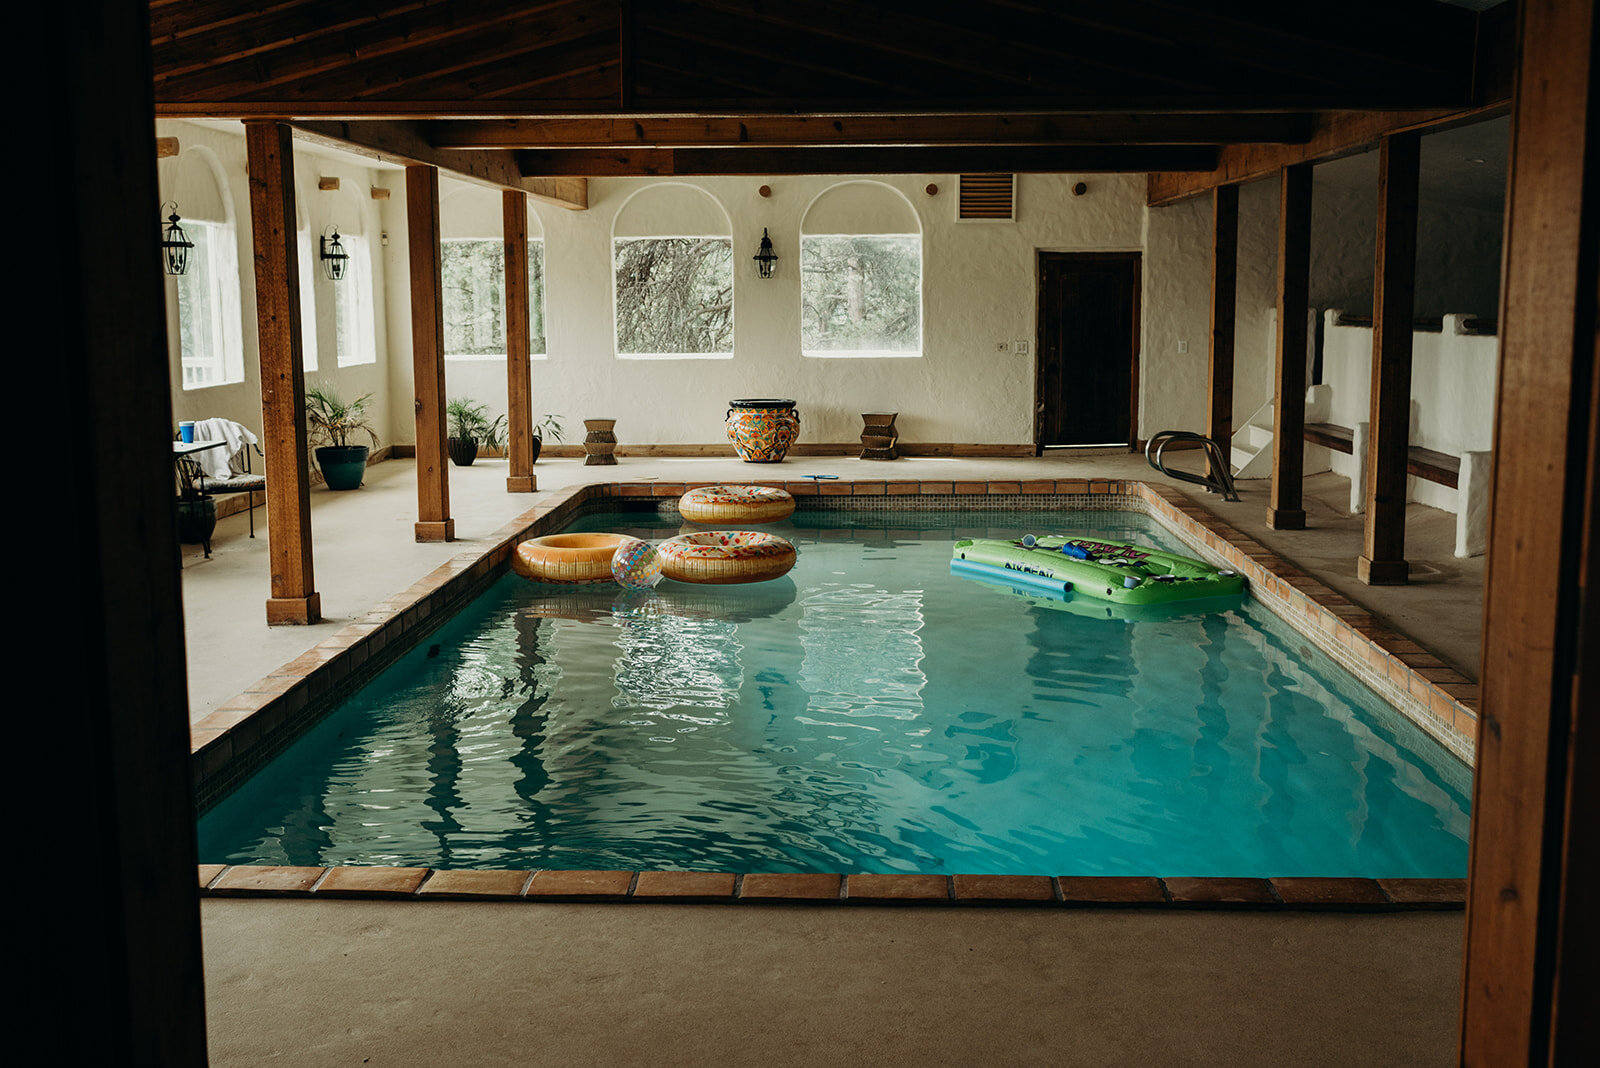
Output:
[
  {"xmin": 678, "ymin": 484, "xmax": 795, "ymax": 525},
  {"xmin": 511, "ymin": 532, "xmax": 630, "ymax": 584},
  {"xmin": 657, "ymin": 531, "xmax": 797, "ymax": 585}
]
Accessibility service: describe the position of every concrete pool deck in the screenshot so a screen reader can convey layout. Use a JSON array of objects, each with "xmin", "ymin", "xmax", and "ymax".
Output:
[{"xmin": 183, "ymin": 452, "xmax": 1480, "ymax": 1064}]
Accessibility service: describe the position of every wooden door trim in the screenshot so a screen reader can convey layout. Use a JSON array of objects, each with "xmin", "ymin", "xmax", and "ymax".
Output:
[{"xmin": 1034, "ymin": 251, "xmax": 1143, "ymax": 453}]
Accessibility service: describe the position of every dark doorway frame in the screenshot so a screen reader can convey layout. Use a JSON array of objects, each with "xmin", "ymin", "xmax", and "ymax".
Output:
[{"xmin": 1034, "ymin": 250, "xmax": 1142, "ymax": 454}]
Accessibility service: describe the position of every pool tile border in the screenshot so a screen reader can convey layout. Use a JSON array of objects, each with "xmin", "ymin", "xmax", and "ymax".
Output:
[
  {"xmin": 197, "ymin": 866, "xmax": 1465, "ymax": 911},
  {"xmin": 192, "ymin": 477, "xmax": 1478, "ymax": 908}
]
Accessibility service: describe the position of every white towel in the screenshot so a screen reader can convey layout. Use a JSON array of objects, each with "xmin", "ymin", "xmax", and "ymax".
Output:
[{"xmin": 192, "ymin": 418, "xmax": 259, "ymax": 480}]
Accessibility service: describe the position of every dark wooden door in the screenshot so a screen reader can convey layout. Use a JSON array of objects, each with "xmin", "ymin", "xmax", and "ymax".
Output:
[{"xmin": 1036, "ymin": 252, "xmax": 1140, "ymax": 449}]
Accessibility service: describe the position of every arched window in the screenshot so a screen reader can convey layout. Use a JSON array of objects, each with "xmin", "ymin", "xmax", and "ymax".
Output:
[
  {"xmin": 800, "ymin": 182, "xmax": 922, "ymax": 357},
  {"xmin": 331, "ymin": 186, "xmax": 377, "ymax": 367},
  {"xmin": 440, "ymin": 185, "xmax": 548, "ymax": 359},
  {"xmin": 160, "ymin": 145, "xmax": 245, "ymax": 389},
  {"xmin": 612, "ymin": 184, "xmax": 733, "ymax": 359}
]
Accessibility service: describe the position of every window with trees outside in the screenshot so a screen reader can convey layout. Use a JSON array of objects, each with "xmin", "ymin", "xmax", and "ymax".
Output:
[
  {"xmin": 334, "ymin": 233, "xmax": 377, "ymax": 367},
  {"xmin": 801, "ymin": 234, "xmax": 921, "ymax": 356},
  {"xmin": 176, "ymin": 219, "xmax": 246, "ymax": 389},
  {"xmin": 613, "ymin": 237, "xmax": 733, "ymax": 358},
  {"xmin": 441, "ymin": 238, "xmax": 547, "ymax": 358}
]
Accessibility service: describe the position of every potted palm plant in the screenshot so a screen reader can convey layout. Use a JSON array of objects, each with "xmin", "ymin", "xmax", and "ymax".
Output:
[
  {"xmin": 446, "ymin": 398, "xmax": 507, "ymax": 467},
  {"xmin": 531, "ymin": 413, "xmax": 567, "ymax": 464},
  {"xmin": 306, "ymin": 383, "xmax": 378, "ymax": 490}
]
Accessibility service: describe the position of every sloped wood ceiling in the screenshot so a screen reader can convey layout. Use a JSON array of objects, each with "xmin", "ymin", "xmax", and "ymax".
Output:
[
  {"xmin": 152, "ymin": 0, "xmax": 1483, "ymax": 113},
  {"xmin": 149, "ymin": 0, "xmax": 1506, "ymax": 185}
]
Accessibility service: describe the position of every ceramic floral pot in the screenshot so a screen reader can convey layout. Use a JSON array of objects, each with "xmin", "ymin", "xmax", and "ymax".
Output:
[{"xmin": 726, "ymin": 399, "xmax": 800, "ymax": 463}]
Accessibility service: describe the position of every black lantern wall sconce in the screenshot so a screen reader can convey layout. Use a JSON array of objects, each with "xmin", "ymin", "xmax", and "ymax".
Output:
[
  {"xmin": 320, "ymin": 225, "xmax": 349, "ymax": 281},
  {"xmin": 753, "ymin": 228, "xmax": 777, "ymax": 279},
  {"xmin": 160, "ymin": 201, "xmax": 194, "ymax": 276}
]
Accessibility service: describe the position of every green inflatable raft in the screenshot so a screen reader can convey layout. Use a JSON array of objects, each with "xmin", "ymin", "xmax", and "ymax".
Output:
[{"xmin": 950, "ymin": 534, "xmax": 1245, "ymax": 606}]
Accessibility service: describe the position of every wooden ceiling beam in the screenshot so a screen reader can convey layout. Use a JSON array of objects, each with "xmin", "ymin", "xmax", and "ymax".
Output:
[
  {"xmin": 292, "ymin": 120, "xmax": 588, "ymax": 210},
  {"xmin": 516, "ymin": 144, "xmax": 1218, "ymax": 177},
  {"xmin": 1145, "ymin": 103, "xmax": 1509, "ymax": 207},
  {"xmin": 428, "ymin": 113, "xmax": 1313, "ymax": 149}
]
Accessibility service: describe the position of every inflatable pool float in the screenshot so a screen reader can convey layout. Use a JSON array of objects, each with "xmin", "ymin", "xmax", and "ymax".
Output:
[
  {"xmin": 953, "ymin": 558, "xmax": 1244, "ymax": 621},
  {"xmin": 950, "ymin": 535, "xmax": 1243, "ymax": 605},
  {"xmin": 679, "ymin": 484, "xmax": 796, "ymax": 524},
  {"xmin": 512, "ymin": 532, "xmax": 631, "ymax": 584},
  {"xmin": 658, "ymin": 530, "xmax": 797, "ymax": 585}
]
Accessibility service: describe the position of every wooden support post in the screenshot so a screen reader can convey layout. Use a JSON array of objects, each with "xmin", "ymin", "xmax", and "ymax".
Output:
[
  {"xmin": 407, "ymin": 164, "xmax": 454, "ymax": 541},
  {"xmin": 1206, "ymin": 184, "xmax": 1239, "ymax": 483},
  {"xmin": 1461, "ymin": 0, "xmax": 1599, "ymax": 1061},
  {"xmin": 503, "ymin": 190, "xmax": 536, "ymax": 493},
  {"xmin": 50, "ymin": 2, "xmax": 207, "ymax": 1059},
  {"xmin": 1359, "ymin": 132, "xmax": 1420, "ymax": 585},
  {"xmin": 245, "ymin": 120, "xmax": 321, "ymax": 624},
  {"xmin": 1268, "ymin": 163, "xmax": 1312, "ymax": 529}
]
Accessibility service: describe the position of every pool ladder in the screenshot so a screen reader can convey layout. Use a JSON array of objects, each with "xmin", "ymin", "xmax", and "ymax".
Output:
[{"xmin": 1145, "ymin": 431, "xmax": 1241, "ymax": 502}]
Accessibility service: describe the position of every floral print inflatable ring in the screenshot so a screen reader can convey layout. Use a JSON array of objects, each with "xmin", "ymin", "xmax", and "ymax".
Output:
[
  {"xmin": 657, "ymin": 531, "xmax": 797, "ymax": 585},
  {"xmin": 678, "ymin": 484, "xmax": 796, "ymax": 525}
]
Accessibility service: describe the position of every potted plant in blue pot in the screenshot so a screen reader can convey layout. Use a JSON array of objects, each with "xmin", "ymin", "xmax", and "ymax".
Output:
[{"xmin": 306, "ymin": 383, "xmax": 378, "ymax": 490}]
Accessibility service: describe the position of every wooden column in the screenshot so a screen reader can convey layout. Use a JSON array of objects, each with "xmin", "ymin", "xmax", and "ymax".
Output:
[
  {"xmin": 1206, "ymin": 184, "xmax": 1239, "ymax": 483},
  {"xmin": 503, "ymin": 190, "xmax": 536, "ymax": 493},
  {"xmin": 1461, "ymin": 0, "xmax": 1599, "ymax": 1061},
  {"xmin": 1358, "ymin": 132, "xmax": 1421, "ymax": 586},
  {"xmin": 49, "ymin": 1, "xmax": 206, "ymax": 1059},
  {"xmin": 245, "ymin": 120, "xmax": 321, "ymax": 624},
  {"xmin": 1268, "ymin": 163, "xmax": 1312, "ymax": 530},
  {"xmin": 407, "ymin": 164, "xmax": 454, "ymax": 541}
]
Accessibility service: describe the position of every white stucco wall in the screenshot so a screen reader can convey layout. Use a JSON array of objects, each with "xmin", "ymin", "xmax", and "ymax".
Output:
[
  {"xmin": 157, "ymin": 119, "xmax": 398, "ymax": 450},
  {"xmin": 1321, "ymin": 312, "xmax": 1498, "ymax": 511},
  {"xmin": 153, "ymin": 120, "xmax": 1504, "ymax": 459},
  {"xmin": 1223, "ymin": 160, "xmax": 1503, "ymax": 433},
  {"xmin": 393, "ymin": 172, "xmax": 1151, "ymax": 448}
]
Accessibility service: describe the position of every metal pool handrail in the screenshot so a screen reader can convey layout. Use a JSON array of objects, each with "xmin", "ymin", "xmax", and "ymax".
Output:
[{"xmin": 1145, "ymin": 430, "xmax": 1241, "ymax": 502}]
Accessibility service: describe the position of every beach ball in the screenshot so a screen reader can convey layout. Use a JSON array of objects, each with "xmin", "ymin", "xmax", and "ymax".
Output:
[{"xmin": 611, "ymin": 536, "xmax": 663, "ymax": 589}]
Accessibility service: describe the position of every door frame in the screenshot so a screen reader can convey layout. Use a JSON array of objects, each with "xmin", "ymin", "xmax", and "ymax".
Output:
[{"xmin": 1033, "ymin": 250, "xmax": 1142, "ymax": 454}]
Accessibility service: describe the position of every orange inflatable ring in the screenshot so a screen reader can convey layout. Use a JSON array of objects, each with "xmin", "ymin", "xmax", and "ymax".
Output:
[
  {"xmin": 678, "ymin": 484, "xmax": 795, "ymax": 525},
  {"xmin": 511, "ymin": 533, "xmax": 630, "ymax": 584},
  {"xmin": 657, "ymin": 531, "xmax": 797, "ymax": 585}
]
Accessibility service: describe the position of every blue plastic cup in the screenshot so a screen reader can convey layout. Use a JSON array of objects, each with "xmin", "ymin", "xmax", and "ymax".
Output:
[{"xmin": 179, "ymin": 421, "xmax": 195, "ymax": 443}]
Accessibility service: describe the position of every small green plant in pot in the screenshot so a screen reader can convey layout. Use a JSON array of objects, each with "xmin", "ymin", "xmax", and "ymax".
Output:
[
  {"xmin": 531, "ymin": 413, "xmax": 566, "ymax": 464},
  {"xmin": 306, "ymin": 383, "xmax": 378, "ymax": 490},
  {"xmin": 446, "ymin": 398, "xmax": 507, "ymax": 467}
]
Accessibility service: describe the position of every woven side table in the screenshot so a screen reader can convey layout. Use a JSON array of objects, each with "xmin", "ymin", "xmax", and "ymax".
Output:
[
  {"xmin": 860, "ymin": 412, "xmax": 899, "ymax": 460},
  {"xmin": 583, "ymin": 418, "xmax": 618, "ymax": 465}
]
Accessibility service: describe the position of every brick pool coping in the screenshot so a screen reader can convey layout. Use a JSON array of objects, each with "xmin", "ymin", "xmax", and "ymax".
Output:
[
  {"xmin": 197, "ymin": 865, "xmax": 1465, "ymax": 910},
  {"xmin": 190, "ymin": 477, "xmax": 1478, "ymax": 905}
]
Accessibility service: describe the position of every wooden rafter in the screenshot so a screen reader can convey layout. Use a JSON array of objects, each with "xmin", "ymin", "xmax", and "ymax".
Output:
[
  {"xmin": 426, "ymin": 113, "xmax": 1313, "ymax": 149},
  {"xmin": 292, "ymin": 120, "xmax": 587, "ymax": 209},
  {"xmin": 1146, "ymin": 103, "xmax": 1510, "ymax": 206},
  {"xmin": 516, "ymin": 144, "xmax": 1218, "ymax": 177}
]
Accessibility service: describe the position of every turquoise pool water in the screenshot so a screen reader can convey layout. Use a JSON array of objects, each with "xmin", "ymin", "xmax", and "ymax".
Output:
[{"xmin": 199, "ymin": 509, "xmax": 1471, "ymax": 877}]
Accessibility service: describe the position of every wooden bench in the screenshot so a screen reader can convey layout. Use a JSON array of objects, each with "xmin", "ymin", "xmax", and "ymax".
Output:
[
  {"xmin": 1304, "ymin": 422, "xmax": 1459, "ymax": 489},
  {"xmin": 1303, "ymin": 421, "xmax": 1484, "ymax": 556}
]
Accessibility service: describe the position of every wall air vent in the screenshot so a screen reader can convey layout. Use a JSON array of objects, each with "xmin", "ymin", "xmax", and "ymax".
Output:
[{"xmin": 958, "ymin": 174, "xmax": 1016, "ymax": 221}]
